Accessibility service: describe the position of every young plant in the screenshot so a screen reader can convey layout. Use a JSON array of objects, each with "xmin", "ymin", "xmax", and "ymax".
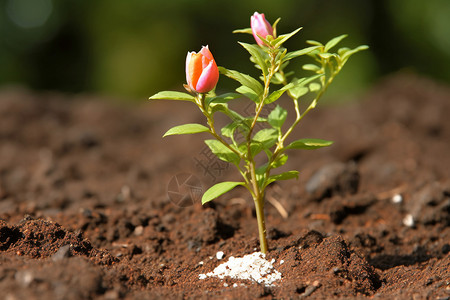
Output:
[{"xmin": 150, "ymin": 12, "xmax": 368, "ymax": 254}]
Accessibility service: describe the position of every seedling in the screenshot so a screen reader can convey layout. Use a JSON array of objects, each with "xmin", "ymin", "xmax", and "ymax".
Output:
[{"xmin": 150, "ymin": 12, "xmax": 367, "ymax": 254}]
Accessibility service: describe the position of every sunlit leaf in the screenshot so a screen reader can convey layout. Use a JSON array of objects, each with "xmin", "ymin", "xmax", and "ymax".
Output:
[
  {"xmin": 205, "ymin": 139, "xmax": 240, "ymax": 165},
  {"xmin": 207, "ymin": 93, "xmax": 242, "ymax": 106},
  {"xmin": 318, "ymin": 53, "xmax": 335, "ymax": 59},
  {"xmin": 233, "ymin": 28, "xmax": 253, "ymax": 34},
  {"xmin": 272, "ymin": 73, "xmax": 285, "ymax": 85},
  {"xmin": 324, "ymin": 34, "xmax": 348, "ymax": 52},
  {"xmin": 302, "ymin": 64, "xmax": 321, "ymax": 72},
  {"xmin": 270, "ymin": 154, "xmax": 288, "ymax": 169},
  {"xmin": 283, "ymin": 46, "xmax": 320, "ymax": 62},
  {"xmin": 268, "ymin": 105, "xmax": 287, "ymax": 129},
  {"xmin": 286, "ymin": 138, "xmax": 333, "ymax": 150},
  {"xmin": 163, "ymin": 123, "xmax": 209, "ymax": 137},
  {"xmin": 221, "ymin": 122, "xmax": 238, "ymax": 138},
  {"xmin": 272, "ymin": 27, "xmax": 302, "ymax": 48},
  {"xmin": 341, "ymin": 45, "xmax": 369, "ymax": 61},
  {"xmin": 219, "ymin": 67, "xmax": 263, "ymax": 97},
  {"xmin": 209, "ymin": 103, "xmax": 229, "ymax": 115},
  {"xmin": 288, "ymin": 75, "xmax": 322, "ymax": 100},
  {"xmin": 266, "ymin": 170, "xmax": 299, "ymax": 185},
  {"xmin": 306, "ymin": 40, "xmax": 323, "ymax": 46},
  {"xmin": 236, "ymin": 86, "xmax": 259, "ymax": 103},
  {"xmin": 149, "ymin": 91, "xmax": 195, "ymax": 102},
  {"xmin": 264, "ymin": 82, "xmax": 294, "ymax": 104},
  {"xmin": 272, "ymin": 17, "xmax": 281, "ymax": 37},
  {"xmin": 239, "ymin": 42, "xmax": 269, "ymax": 77},
  {"xmin": 253, "ymin": 128, "xmax": 278, "ymax": 149},
  {"xmin": 309, "ymin": 82, "xmax": 321, "ymax": 92},
  {"xmin": 202, "ymin": 181, "xmax": 244, "ymax": 204}
]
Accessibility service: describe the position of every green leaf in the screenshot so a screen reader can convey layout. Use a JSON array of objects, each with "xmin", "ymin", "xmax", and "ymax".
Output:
[
  {"xmin": 289, "ymin": 86, "xmax": 308, "ymax": 100},
  {"xmin": 341, "ymin": 45, "xmax": 369, "ymax": 61},
  {"xmin": 288, "ymin": 75, "xmax": 323, "ymax": 100},
  {"xmin": 302, "ymin": 64, "xmax": 321, "ymax": 72},
  {"xmin": 209, "ymin": 103, "xmax": 229, "ymax": 115},
  {"xmin": 264, "ymin": 82, "xmax": 294, "ymax": 104},
  {"xmin": 221, "ymin": 122, "xmax": 238, "ymax": 138},
  {"xmin": 272, "ymin": 27, "xmax": 302, "ymax": 48},
  {"xmin": 268, "ymin": 105, "xmax": 287, "ymax": 129},
  {"xmin": 163, "ymin": 123, "xmax": 209, "ymax": 137},
  {"xmin": 283, "ymin": 46, "xmax": 320, "ymax": 62},
  {"xmin": 338, "ymin": 47, "xmax": 350, "ymax": 57},
  {"xmin": 202, "ymin": 181, "xmax": 244, "ymax": 204},
  {"xmin": 324, "ymin": 34, "xmax": 348, "ymax": 52},
  {"xmin": 236, "ymin": 86, "xmax": 259, "ymax": 103},
  {"xmin": 249, "ymin": 142, "xmax": 264, "ymax": 157},
  {"xmin": 318, "ymin": 53, "xmax": 335, "ymax": 59},
  {"xmin": 233, "ymin": 28, "xmax": 253, "ymax": 34},
  {"xmin": 221, "ymin": 119, "xmax": 249, "ymax": 141},
  {"xmin": 219, "ymin": 67, "xmax": 263, "ymax": 97},
  {"xmin": 149, "ymin": 91, "xmax": 195, "ymax": 102},
  {"xmin": 271, "ymin": 154, "xmax": 288, "ymax": 169},
  {"xmin": 267, "ymin": 170, "xmax": 299, "ymax": 185},
  {"xmin": 306, "ymin": 40, "xmax": 323, "ymax": 46},
  {"xmin": 206, "ymin": 93, "xmax": 242, "ymax": 106},
  {"xmin": 272, "ymin": 18, "xmax": 281, "ymax": 37},
  {"xmin": 204, "ymin": 139, "xmax": 240, "ymax": 165},
  {"xmin": 253, "ymin": 128, "xmax": 278, "ymax": 149},
  {"xmin": 239, "ymin": 42, "xmax": 269, "ymax": 77},
  {"xmin": 286, "ymin": 138, "xmax": 333, "ymax": 150},
  {"xmin": 272, "ymin": 72, "xmax": 285, "ymax": 85},
  {"xmin": 309, "ymin": 82, "xmax": 321, "ymax": 92}
]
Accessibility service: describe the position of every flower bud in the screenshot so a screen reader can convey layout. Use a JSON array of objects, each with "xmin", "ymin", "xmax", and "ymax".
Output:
[
  {"xmin": 251, "ymin": 12, "xmax": 273, "ymax": 46},
  {"xmin": 185, "ymin": 46, "xmax": 219, "ymax": 93}
]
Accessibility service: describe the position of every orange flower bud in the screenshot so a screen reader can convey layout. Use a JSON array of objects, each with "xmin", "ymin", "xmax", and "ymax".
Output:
[{"xmin": 185, "ymin": 46, "xmax": 219, "ymax": 93}]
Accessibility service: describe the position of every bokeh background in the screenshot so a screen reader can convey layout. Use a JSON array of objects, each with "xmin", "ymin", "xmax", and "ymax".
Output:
[{"xmin": 1, "ymin": 0, "xmax": 449, "ymax": 101}]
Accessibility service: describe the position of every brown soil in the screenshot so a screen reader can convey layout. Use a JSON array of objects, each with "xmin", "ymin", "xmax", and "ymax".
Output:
[{"xmin": 1, "ymin": 73, "xmax": 449, "ymax": 299}]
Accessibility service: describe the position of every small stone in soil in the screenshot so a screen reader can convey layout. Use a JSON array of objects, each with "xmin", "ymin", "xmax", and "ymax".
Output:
[
  {"xmin": 51, "ymin": 245, "xmax": 71, "ymax": 261},
  {"xmin": 392, "ymin": 194, "xmax": 403, "ymax": 204},
  {"xmin": 199, "ymin": 252, "xmax": 282, "ymax": 286},
  {"xmin": 403, "ymin": 214, "xmax": 415, "ymax": 227}
]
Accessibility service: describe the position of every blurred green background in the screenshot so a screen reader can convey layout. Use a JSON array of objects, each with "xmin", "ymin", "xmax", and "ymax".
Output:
[{"xmin": 1, "ymin": 0, "xmax": 449, "ymax": 100}]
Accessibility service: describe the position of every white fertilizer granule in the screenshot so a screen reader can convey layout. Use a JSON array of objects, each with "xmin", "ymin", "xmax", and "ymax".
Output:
[
  {"xmin": 198, "ymin": 252, "xmax": 282, "ymax": 286},
  {"xmin": 216, "ymin": 251, "xmax": 225, "ymax": 260}
]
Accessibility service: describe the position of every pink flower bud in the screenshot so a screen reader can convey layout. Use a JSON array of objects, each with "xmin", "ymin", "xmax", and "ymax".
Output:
[
  {"xmin": 251, "ymin": 12, "xmax": 274, "ymax": 46},
  {"xmin": 185, "ymin": 46, "xmax": 219, "ymax": 94}
]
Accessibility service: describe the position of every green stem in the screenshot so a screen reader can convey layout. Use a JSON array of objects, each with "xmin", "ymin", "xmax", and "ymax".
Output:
[
  {"xmin": 253, "ymin": 182, "xmax": 267, "ymax": 254},
  {"xmin": 197, "ymin": 93, "xmax": 244, "ymax": 160},
  {"xmin": 244, "ymin": 49, "xmax": 279, "ymax": 254},
  {"xmin": 246, "ymin": 50, "xmax": 277, "ymax": 142}
]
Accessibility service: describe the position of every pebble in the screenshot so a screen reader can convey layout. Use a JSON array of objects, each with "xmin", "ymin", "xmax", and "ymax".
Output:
[
  {"xmin": 133, "ymin": 225, "xmax": 144, "ymax": 236},
  {"xmin": 403, "ymin": 214, "xmax": 415, "ymax": 227},
  {"xmin": 392, "ymin": 194, "xmax": 403, "ymax": 204},
  {"xmin": 51, "ymin": 245, "xmax": 71, "ymax": 261},
  {"xmin": 15, "ymin": 270, "xmax": 34, "ymax": 287}
]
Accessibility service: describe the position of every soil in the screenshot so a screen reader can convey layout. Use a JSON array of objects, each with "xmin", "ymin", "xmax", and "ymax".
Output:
[{"xmin": 0, "ymin": 73, "xmax": 449, "ymax": 299}]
